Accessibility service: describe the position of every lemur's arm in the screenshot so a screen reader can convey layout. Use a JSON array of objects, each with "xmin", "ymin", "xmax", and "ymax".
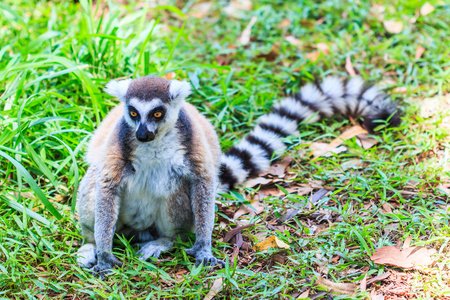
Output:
[
  {"xmin": 92, "ymin": 167, "xmax": 123, "ymax": 276},
  {"xmin": 185, "ymin": 175, "xmax": 224, "ymax": 267}
]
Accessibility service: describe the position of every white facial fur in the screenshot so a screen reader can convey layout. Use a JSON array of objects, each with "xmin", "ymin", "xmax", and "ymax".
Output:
[
  {"xmin": 125, "ymin": 97, "xmax": 164, "ymax": 128},
  {"xmin": 105, "ymin": 77, "xmax": 193, "ymax": 140}
]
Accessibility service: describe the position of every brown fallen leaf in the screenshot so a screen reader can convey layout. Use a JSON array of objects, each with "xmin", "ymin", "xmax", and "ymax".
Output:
[
  {"xmin": 382, "ymin": 202, "xmax": 392, "ymax": 214},
  {"xmin": 305, "ymin": 51, "xmax": 320, "ymax": 62},
  {"xmin": 222, "ymin": 223, "xmax": 255, "ymax": 243},
  {"xmin": 244, "ymin": 176, "xmax": 272, "ymax": 188},
  {"xmin": 253, "ymin": 187, "xmax": 284, "ymax": 200},
  {"xmin": 370, "ymin": 288, "xmax": 383, "ymax": 300},
  {"xmin": 285, "ymin": 35, "xmax": 303, "ymax": 48},
  {"xmin": 403, "ymin": 235, "xmax": 412, "ymax": 249},
  {"xmin": 355, "ymin": 134, "xmax": 378, "ymax": 149},
  {"xmin": 383, "ymin": 20, "xmax": 403, "ymax": 34},
  {"xmin": 257, "ymin": 42, "xmax": 279, "ymax": 62},
  {"xmin": 278, "ymin": 18, "xmax": 290, "ymax": 28},
  {"xmin": 188, "ymin": 2, "xmax": 213, "ymax": 19},
  {"xmin": 316, "ymin": 42, "xmax": 330, "ymax": 55},
  {"xmin": 360, "ymin": 273, "xmax": 367, "ymax": 291},
  {"xmin": 310, "ymin": 142, "xmax": 347, "ymax": 157},
  {"xmin": 223, "ymin": 0, "xmax": 252, "ymax": 18},
  {"xmin": 253, "ymin": 235, "xmax": 290, "ymax": 251},
  {"xmin": 239, "ymin": 16, "xmax": 257, "ymax": 45},
  {"xmin": 370, "ymin": 245, "xmax": 437, "ymax": 270},
  {"xmin": 345, "ymin": 55, "xmax": 357, "ymax": 76},
  {"xmin": 315, "ymin": 275, "xmax": 357, "ymax": 296},
  {"xmin": 415, "ymin": 45, "xmax": 425, "ymax": 59},
  {"xmin": 162, "ymin": 72, "xmax": 176, "ymax": 80},
  {"xmin": 266, "ymin": 156, "xmax": 293, "ymax": 177},
  {"xmin": 420, "ymin": 2, "xmax": 435, "ymax": 16},
  {"xmin": 366, "ymin": 272, "xmax": 391, "ymax": 286},
  {"xmin": 234, "ymin": 201, "xmax": 264, "ymax": 219},
  {"xmin": 297, "ymin": 288, "xmax": 310, "ymax": 299},
  {"xmin": 313, "ymin": 125, "xmax": 368, "ymax": 157},
  {"xmin": 203, "ymin": 278, "xmax": 223, "ymax": 300}
]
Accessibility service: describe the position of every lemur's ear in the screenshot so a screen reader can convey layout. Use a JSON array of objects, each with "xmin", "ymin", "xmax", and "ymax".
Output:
[
  {"xmin": 169, "ymin": 80, "xmax": 191, "ymax": 102},
  {"xmin": 104, "ymin": 79, "xmax": 131, "ymax": 101}
]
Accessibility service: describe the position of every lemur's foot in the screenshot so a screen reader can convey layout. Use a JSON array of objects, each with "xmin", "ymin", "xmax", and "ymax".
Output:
[
  {"xmin": 76, "ymin": 244, "xmax": 97, "ymax": 268},
  {"xmin": 185, "ymin": 244, "xmax": 225, "ymax": 268},
  {"xmin": 90, "ymin": 251, "xmax": 122, "ymax": 279},
  {"xmin": 137, "ymin": 238, "xmax": 173, "ymax": 260}
]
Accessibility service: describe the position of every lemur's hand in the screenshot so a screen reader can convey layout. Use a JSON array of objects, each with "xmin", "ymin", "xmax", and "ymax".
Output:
[
  {"xmin": 185, "ymin": 244, "xmax": 225, "ymax": 268},
  {"xmin": 90, "ymin": 251, "xmax": 122, "ymax": 279}
]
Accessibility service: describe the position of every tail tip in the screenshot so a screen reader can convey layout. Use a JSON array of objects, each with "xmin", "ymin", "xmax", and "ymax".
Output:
[{"xmin": 363, "ymin": 109, "xmax": 401, "ymax": 133}]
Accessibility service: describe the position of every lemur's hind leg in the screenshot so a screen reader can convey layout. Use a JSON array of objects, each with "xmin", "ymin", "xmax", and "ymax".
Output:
[
  {"xmin": 137, "ymin": 237, "xmax": 174, "ymax": 260},
  {"xmin": 76, "ymin": 167, "xmax": 98, "ymax": 268},
  {"xmin": 185, "ymin": 176, "xmax": 224, "ymax": 267}
]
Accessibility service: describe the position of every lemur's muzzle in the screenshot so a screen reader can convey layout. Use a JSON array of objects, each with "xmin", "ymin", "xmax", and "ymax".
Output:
[{"xmin": 136, "ymin": 124, "xmax": 156, "ymax": 142}]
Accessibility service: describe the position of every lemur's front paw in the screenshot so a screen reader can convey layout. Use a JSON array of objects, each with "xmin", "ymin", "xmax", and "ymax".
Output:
[
  {"xmin": 185, "ymin": 245, "xmax": 225, "ymax": 268},
  {"xmin": 90, "ymin": 251, "xmax": 122, "ymax": 279}
]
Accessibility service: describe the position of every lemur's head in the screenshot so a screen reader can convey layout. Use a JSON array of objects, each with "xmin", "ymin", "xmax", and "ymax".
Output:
[{"xmin": 105, "ymin": 76, "xmax": 191, "ymax": 142}]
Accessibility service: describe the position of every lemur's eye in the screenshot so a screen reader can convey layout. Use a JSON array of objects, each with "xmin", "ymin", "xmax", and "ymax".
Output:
[
  {"xmin": 154, "ymin": 112, "xmax": 162, "ymax": 118},
  {"xmin": 130, "ymin": 111, "xmax": 138, "ymax": 118}
]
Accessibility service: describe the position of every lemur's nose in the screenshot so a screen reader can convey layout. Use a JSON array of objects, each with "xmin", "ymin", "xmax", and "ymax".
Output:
[{"xmin": 136, "ymin": 125, "xmax": 155, "ymax": 142}]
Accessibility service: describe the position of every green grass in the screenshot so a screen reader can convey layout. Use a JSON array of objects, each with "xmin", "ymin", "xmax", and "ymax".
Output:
[{"xmin": 1, "ymin": 0, "xmax": 449, "ymax": 298}]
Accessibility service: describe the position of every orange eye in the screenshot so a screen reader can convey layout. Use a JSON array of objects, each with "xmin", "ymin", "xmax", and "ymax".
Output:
[
  {"xmin": 154, "ymin": 112, "xmax": 162, "ymax": 118},
  {"xmin": 130, "ymin": 111, "xmax": 138, "ymax": 118}
]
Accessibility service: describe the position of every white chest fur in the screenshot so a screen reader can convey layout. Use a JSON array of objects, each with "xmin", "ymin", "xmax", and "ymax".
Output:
[{"xmin": 118, "ymin": 130, "xmax": 188, "ymax": 232}]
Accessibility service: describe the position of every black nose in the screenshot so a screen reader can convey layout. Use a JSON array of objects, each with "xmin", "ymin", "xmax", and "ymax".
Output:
[{"xmin": 136, "ymin": 125, "xmax": 156, "ymax": 142}]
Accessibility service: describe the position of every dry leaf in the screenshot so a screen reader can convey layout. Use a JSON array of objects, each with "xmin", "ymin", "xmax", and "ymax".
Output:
[
  {"xmin": 305, "ymin": 51, "xmax": 320, "ymax": 62},
  {"xmin": 285, "ymin": 35, "xmax": 303, "ymax": 48},
  {"xmin": 381, "ymin": 203, "xmax": 392, "ymax": 214},
  {"xmin": 234, "ymin": 201, "xmax": 264, "ymax": 219},
  {"xmin": 315, "ymin": 275, "xmax": 357, "ymax": 296},
  {"xmin": 403, "ymin": 235, "xmax": 412, "ymax": 249},
  {"xmin": 316, "ymin": 42, "xmax": 330, "ymax": 54},
  {"xmin": 345, "ymin": 55, "xmax": 357, "ymax": 76},
  {"xmin": 162, "ymin": 72, "xmax": 176, "ymax": 80},
  {"xmin": 420, "ymin": 2, "xmax": 435, "ymax": 16},
  {"xmin": 257, "ymin": 42, "xmax": 279, "ymax": 61},
  {"xmin": 383, "ymin": 20, "xmax": 403, "ymax": 34},
  {"xmin": 253, "ymin": 235, "xmax": 290, "ymax": 251},
  {"xmin": 54, "ymin": 194, "xmax": 64, "ymax": 202},
  {"xmin": 223, "ymin": 0, "xmax": 252, "ymax": 18},
  {"xmin": 370, "ymin": 245, "xmax": 437, "ymax": 270},
  {"xmin": 312, "ymin": 125, "xmax": 367, "ymax": 157},
  {"xmin": 253, "ymin": 187, "xmax": 285, "ymax": 200},
  {"xmin": 366, "ymin": 272, "xmax": 391, "ymax": 286},
  {"xmin": 355, "ymin": 134, "xmax": 378, "ymax": 149},
  {"xmin": 245, "ymin": 177, "xmax": 272, "ymax": 187},
  {"xmin": 266, "ymin": 156, "xmax": 293, "ymax": 177},
  {"xmin": 188, "ymin": 2, "xmax": 213, "ymax": 18},
  {"xmin": 203, "ymin": 278, "xmax": 223, "ymax": 300},
  {"xmin": 360, "ymin": 273, "xmax": 367, "ymax": 291},
  {"xmin": 415, "ymin": 46, "xmax": 425, "ymax": 59},
  {"xmin": 311, "ymin": 142, "xmax": 347, "ymax": 157},
  {"xmin": 239, "ymin": 16, "xmax": 257, "ymax": 45},
  {"xmin": 297, "ymin": 289, "xmax": 310, "ymax": 299},
  {"xmin": 370, "ymin": 288, "xmax": 384, "ymax": 300},
  {"xmin": 278, "ymin": 18, "xmax": 290, "ymax": 28}
]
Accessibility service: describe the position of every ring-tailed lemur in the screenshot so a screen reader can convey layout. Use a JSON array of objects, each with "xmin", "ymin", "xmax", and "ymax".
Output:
[{"xmin": 76, "ymin": 75, "xmax": 400, "ymax": 276}]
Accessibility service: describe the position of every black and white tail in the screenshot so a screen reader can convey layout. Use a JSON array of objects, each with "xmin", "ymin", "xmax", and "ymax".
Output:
[{"xmin": 218, "ymin": 76, "xmax": 400, "ymax": 193}]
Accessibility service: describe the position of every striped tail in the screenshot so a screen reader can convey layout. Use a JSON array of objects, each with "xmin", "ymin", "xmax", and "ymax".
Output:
[{"xmin": 218, "ymin": 76, "xmax": 400, "ymax": 193}]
